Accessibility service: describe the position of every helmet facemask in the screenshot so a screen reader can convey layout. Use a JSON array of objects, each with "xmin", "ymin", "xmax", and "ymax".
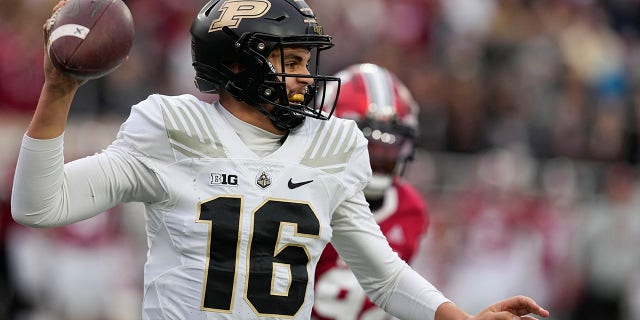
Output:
[{"xmin": 360, "ymin": 118, "xmax": 416, "ymax": 199}]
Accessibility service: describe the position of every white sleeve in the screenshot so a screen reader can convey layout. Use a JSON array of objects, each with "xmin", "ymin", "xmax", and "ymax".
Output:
[
  {"xmin": 11, "ymin": 133, "xmax": 164, "ymax": 227},
  {"xmin": 330, "ymin": 192, "xmax": 450, "ymax": 320}
]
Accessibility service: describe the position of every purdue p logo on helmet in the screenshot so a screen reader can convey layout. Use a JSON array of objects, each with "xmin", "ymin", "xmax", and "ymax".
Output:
[{"xmin": 208, "ymin": 0, "xmax": 271, "ymax": 32}]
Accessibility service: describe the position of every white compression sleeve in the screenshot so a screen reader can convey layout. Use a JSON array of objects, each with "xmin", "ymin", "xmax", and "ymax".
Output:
[
  {"xmin": 381, "ymin": 265, "xmax": 451, "ymax": 320},
  {"xmin": 11, "ymin": 134, "xmax": 70, "ymax": 226},
  {"xmin": 11, "ymin": 134, "xmax": 162, "ymax": 227},
  {"xmin": 331, "ymin": 194, "xmax": 451, "ymax": 320}
]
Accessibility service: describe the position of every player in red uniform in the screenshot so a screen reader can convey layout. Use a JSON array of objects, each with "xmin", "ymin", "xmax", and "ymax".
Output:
[{"xmin": 313, "ymin": 63, "xmax": 428, "ymax": 320}]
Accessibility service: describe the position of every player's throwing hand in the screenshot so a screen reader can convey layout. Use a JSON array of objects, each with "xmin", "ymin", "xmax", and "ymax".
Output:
[
  {"xmin": 448, "ymin": 295, "xmax": 550, "ymax": 320},
  {"xmin": 476, "ymin": 295, "xmax": 550, "ymax": 320}
]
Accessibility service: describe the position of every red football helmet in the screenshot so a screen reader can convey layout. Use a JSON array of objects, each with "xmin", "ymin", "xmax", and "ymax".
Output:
[{"xmin": 327, "ymin": 63, "xmax": 419, "ymax": 199}]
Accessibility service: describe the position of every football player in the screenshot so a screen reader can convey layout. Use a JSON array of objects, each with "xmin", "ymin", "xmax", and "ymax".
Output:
[
  {"xmin": 313, "ymin": 63, "xmax": 428, "ymax": 320},
  {"xmin": 11, "ymin": 0, "xmax": 549, "ymax": 319}
]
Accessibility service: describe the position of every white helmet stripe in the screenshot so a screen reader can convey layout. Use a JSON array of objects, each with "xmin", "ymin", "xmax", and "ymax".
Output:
[{"xmin": 359, "ymin": 64, "xmax": 395, "ymax": 118}]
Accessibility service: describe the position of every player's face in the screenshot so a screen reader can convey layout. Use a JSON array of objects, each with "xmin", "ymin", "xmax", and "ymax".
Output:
[
  {"xmin": 368, "ymin": 138, "xmax": 401, "ymax": 176},
  {"xmin": 268, "ymin": 47, "xmax": 314, "ymax": 110}
]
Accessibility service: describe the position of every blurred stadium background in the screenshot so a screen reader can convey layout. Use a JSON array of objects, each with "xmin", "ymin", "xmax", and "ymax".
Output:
[{"xmin": 2, "ymin": 0, "xmax": 640, "ymax": 319}]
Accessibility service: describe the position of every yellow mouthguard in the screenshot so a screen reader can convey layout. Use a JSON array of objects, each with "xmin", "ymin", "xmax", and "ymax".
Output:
[{"xmin": 289, "ymin": 94, "xmax": 304, "ymax": 103}]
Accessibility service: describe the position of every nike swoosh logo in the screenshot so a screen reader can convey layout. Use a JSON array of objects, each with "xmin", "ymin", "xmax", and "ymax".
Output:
[{"xmin": 288, "ymin": 178, "xmax": 313, "ymax": 189}]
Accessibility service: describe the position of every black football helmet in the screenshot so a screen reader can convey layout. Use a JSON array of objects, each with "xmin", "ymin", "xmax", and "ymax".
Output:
[{"xmin": 190, "ymin": 0, "xmax": 341, "ymax": 130}]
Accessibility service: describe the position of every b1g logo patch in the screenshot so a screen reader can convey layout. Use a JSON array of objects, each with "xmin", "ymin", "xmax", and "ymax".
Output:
[
  {"xmin": 209, "ymin": 0, "xmax": 271, "ymax": 32},
  {"xmin": 210, "ymin": 173, "xmax": 238, "ymax": 186}
]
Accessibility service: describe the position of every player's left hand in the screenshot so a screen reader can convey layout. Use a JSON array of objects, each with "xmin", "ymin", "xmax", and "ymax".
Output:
[{"xmin": 470, "ymin": 295, "xmax": 550, "ymax": 320}]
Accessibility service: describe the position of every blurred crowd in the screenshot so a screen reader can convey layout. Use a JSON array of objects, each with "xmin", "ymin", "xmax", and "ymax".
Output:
[{"xmin": 2, "ymin": 0, "xmax": 640, "ymax": 319}]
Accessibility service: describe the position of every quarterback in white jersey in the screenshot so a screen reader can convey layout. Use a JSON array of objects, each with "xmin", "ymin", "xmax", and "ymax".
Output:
[
  {"xmin": 11, "ymin": 0, "xmax": 550, "ymax": 319},
  {"xmin": 121, "ymin": 94, "xmax": 387, "ymax": 318},
  {"xmin": 14, "ymin": 96, "xmax": 442, "ymax": 319}
]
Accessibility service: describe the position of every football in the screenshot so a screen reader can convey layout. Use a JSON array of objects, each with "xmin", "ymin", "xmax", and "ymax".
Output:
[{"xmin": 47, "ymin": 0, "xmax": 135, "ymax": 80}]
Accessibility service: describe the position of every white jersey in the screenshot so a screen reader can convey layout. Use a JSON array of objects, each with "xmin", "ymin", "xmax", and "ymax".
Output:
[{"xmin": 12, "ymin": 94, "xmax": 449, "ymax": 320}]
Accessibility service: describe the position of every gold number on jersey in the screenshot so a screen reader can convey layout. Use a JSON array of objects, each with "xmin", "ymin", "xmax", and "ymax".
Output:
[{"xmin": 197, "ymin": 196, "xmax": 320, "ymax": 317}]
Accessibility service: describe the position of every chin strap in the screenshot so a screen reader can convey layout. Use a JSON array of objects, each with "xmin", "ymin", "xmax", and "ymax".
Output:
[
  {"xmin": 245, "ymin": 101, "xmax": 305, "ymax": 131},
  {"xmin": 269, "ymin": 107, "xmax": 305, "ymax": 130}
]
